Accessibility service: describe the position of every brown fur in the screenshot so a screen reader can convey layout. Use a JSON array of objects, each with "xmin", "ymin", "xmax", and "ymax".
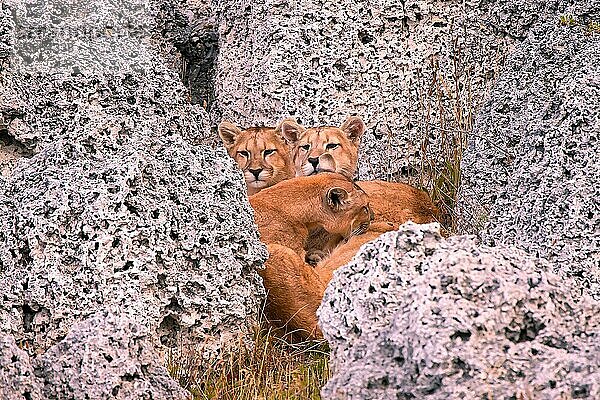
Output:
[
  {"xmin": 249, "ymin": 173, "xmax": 372, "ymax": 258},
  {"xmin": 249, "ymin": 173, "xmax": 372, "ymax": 339},
  {"xmin": 282, "ymin": 118, "xmax": 438, "ymax": 264},
  {"xmin": 218, "ymin": 121, "xmax": 295, "ymax": 196},
  {"xmin": 314, "ymin": 222, "xmax": 397, "ymax": 283},
  {"xmin": 280, "ymin": 116, "xmax": 365, "ymax": 179},
  {"xmin": 305, "ymin": 181, "xmax": 438, "ymax": 265},
  {"xmin": 313, "ymin": 183, "xmax": 438, "ymax": 281},
  {"xmin": 356, "ymin": 181, "xmax": 438, "ymax": 225},
  {"xmin": 262, "ymin": 244, "xmax": 326, "ymax": 340}
]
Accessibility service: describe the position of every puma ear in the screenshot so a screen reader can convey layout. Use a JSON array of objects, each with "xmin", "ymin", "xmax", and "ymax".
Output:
[
  {"xmin": 218, "ymin": 121, "xmax": 242, "ymax": 149},
  {"xmin": 278, "ymin": 118, "xmax": 306, "ymax": 144},
  {"xmin": 340, "ymin": 116, "xmax": 366, "ymax": 144},
  {"xmin": 326, "ymin": 187, "xmax": 349, "ymax": 212}
]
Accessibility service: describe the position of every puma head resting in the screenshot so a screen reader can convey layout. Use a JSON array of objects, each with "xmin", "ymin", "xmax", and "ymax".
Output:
[
  {"xmin": 280, "ymin": 116, "xmax": 365, "ymax": 179},
  {"xmin": 218, "ymin": 121, "xmax": 295, "ymax": 196},
  {"xmin": 249, "ymin": 173, "xmax": 373, "ymax": 256}
]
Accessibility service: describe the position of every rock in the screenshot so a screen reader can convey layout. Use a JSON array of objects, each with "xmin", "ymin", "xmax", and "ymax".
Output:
[
  {"xmin": 34, "ymin": 311, "xmax": 190, "ymax": 400},
  {"xmin": 212, "ymin": 0, "xmax": 514, "ymax": 180},
  {"xmin": 319, "ymin": 222, "xmax": 600, "ymax": 399},
  {"xmin": 0, "ymin": 335, "xmax": 43, "ymax": 400},
  {"xmin": 158, "ymin": 0, "xmax": 219, "ymax": 110},
  {"xmin": 0, "ymin": 0, "xmax": 267, "ymax": 356},
  {"xmin": 458, "ymin": 1, "xmax": 600, "ymax": 297}
]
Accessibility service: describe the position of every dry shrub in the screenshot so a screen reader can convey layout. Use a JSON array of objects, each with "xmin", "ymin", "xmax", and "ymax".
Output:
[
  {"xmin": 409, "ymin": 35, "xmax": 507, "ymax": 233},
  {"xmin": 167, "ymin": 322, "xmax": 330, "ymax": 400}
]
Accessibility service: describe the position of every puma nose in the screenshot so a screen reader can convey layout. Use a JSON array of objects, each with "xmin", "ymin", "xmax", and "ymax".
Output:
[
  {"xmin": 248, "ymin": 168, "xmax": 263, "ymax": 180},
  {"xmin": 308, "ymin": 157, "xmax": 319, "ymax": 168}
]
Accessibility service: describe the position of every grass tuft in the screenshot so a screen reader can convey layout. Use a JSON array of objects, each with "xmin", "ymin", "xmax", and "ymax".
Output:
[
  {"xmin": 559, "ymin": 14, "xmax": 577, "ymax": 27},
  {"xmin": 166, "ymin": 323, "xmax": 330, "ymax": 400},
  {"xmin": 587, "ymin": 21, "xmax": 600, "ymax": 34},
  {"xmin": 411, "ymin": 37, "xmax": 477, "ymax": 233}
]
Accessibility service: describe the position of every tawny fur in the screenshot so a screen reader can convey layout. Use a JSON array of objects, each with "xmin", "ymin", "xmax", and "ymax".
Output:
[
  {"xmin": 262, "ymin": 244, "xmax": 326, "ymax": 340},
  {"xmin": 282, "ymin": 117, "xmax": 438, "ymax": 263},
  {"xmin": 280, "ymin": 116, "xmax": 365, "ymax": 179},
  {"xmin": 218, "ymin": 121, "xmax": 295, "ymax": 196},
  {"xmin": 249, "ymin": 173, "xmax": 371, "ymax": 258},
  {"xmin": 356, "ymin": 180, "xmax": 438, "ymax": 225},
  {"xmin": 249, "ymin": 173, "xmax": 372, "ymax": 340},
  {"xmin": 314, "ymin": 222, "xmax": 397, "ymax": 284}
]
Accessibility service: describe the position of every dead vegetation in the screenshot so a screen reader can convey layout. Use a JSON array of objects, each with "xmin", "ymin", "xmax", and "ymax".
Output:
[{"xmin": 167, "ymin": 323, "xmax": 330, "ymax": 400}]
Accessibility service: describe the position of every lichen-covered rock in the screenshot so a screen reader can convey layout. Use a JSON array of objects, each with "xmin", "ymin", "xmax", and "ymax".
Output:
[
  {"xmin": 34, "ymin": 311, "xmax": 189, "ymax": 400},
  {"xmin": 458, "ymin": 1, "xmax": 600, "ymax": 297},
  {"xmin": 213, "ymin": 0, "xmax": 513, "ymax": 180},
  {"xmin": 0, "ymin": 0, "xmax": 266, "ymax": 356},
  {"xmin": 319, "ymin": 223, "xmax": 600, "ymax": 399},
  {"xmin": 0, "ymin": 335, "xmax": 43, "ymax": 400}
]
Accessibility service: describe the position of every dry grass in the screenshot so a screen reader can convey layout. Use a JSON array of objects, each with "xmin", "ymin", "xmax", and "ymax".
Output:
[
  {"xmin": 410, "ymin": 38, "xmax": 475, "ymax": 232},
  {"xmin": 167, "ymin": 324, "xmax": 330, "ymax": 400},
  {"xmin": 409, "ymin": 34, "xmax": 507, "ymax": 233}
]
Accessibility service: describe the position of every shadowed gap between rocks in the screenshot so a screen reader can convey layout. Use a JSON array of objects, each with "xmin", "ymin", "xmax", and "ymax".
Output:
[
  {"xmin": 0, "ymin": 117, "xmax": 34, "ymax": 177},
  {"xmin": 160, "ymin": 3, "xmax": 220, "ymax": 112}
]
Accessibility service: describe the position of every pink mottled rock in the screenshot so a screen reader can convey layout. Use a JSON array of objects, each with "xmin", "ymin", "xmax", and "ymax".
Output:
[{"xmin": 320, "ymin": 223, "xmax": 600, "ymax": 399}]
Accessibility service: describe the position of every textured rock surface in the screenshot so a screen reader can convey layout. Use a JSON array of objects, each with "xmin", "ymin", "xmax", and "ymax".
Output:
[
  {"xmin": 0, "ymin": 133, "xmax": 31, "ymax": 177},
  {"xmin": 213, "ymin": 0, "xmax": 513, "ymax": 180},
  {"xmin": 319, "ymin": 223, "xmax": 600, "ymax": 399},
  {"xmin": 159, "ymin": 0, "xmax": 219, "ymax": 111},
  {"xmin": 458, "ymin": 2, "xmax": 600, "ymax": 297},
  {"xmin": 0, "ymin": 335, "xmax": 43, "ymax": 400},
  {"xmin": 0, "ymin": 0, "xmax": 266, "ymax": 355},
  {"xmin": 34, "ymin": 311, "xmax": 190, "ymax": 400}
]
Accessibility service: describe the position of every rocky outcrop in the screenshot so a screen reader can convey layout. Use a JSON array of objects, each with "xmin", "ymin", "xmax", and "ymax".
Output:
[
  {"xmin": 0, "ymin": 0, "xmax": 266, "ymax": 356},
  {"xmin": 319, "ymin": 223, "xmax": 600, "ymax": 399},
  {"xmin": 458, "ymin": 2, "xmax": 600, "ymax": 297},
  {"xmin": 0, "ymin": 312, "xmax": 189, "ymax": 399},
  {"xmin": 34, "ymin": 311, "xmax": 190, "ymax": 400},
  {"xmin": 0, "ymin": 335, "xmax": 42, "ymax": 400},
  {"xmin": 213, "ymin": 0, "xmax": 513, "ymax": 180}
]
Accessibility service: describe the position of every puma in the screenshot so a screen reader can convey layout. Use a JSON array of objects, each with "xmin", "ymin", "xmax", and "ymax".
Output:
[
  {"xmin": 280, "ymin": 117, "xmax": 438, "ymax": 264},
  {"xmin": 262, "ymin": 243, "xmax": 326, "ymax": 339},
  {"xmin": 314, "ymin": 222, "xmax": 397, "ymax": 284},
  {"xmin": 218, "ymin": 121, "xmax": 295, "ymax": 196},
  {"xmin": 279, "ymin": 116, "xmax": 365, "ymax": 179},
  {"xmin": 279, "ymin": 117, "xmax": 437, "ymax": 225},
  {"xmin": 249, "ymin": 173, "xmax": 372, "ymax": 339}
]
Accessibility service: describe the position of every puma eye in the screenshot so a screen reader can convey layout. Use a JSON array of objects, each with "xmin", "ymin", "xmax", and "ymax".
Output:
[
  {"xmin": 263, "ymin": 149, "xmax": 276, "ymax": 156},
  {"xmin": 237, "ymin": 150, "xmax": 250, "ymax": 157},
  {"xmin": 300, "ymin": 144, "xmax": 310, "ymax": 151},
  {"xmin": 326, "ymin": 143, "xmax": 340, "ymax": 150}
]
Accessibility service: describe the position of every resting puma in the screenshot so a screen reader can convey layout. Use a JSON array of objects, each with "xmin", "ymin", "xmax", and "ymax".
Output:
[
  {"xmin": 279, "ymin": 117, "xmax": 437, "ymax": 224},
  {"xmin": 249, "ymin": 173, "xmax": 372, "ymax": 339},
  {"xmin": 262, "ymin": 243, "xmax": 326, "ymax": 339},
  {"xmin": 218, "ymin": 121, "xmax": 295, "ymax": 196},
  {"xmin": 280, "ymin": 116, "xmax": 365, "ymax": 179},
  {"xmin": 249, "ymin": 173, "xmax": 372, "ymax": 257},
  {"xmin": 280, "ymin": 117, "xmax": 438, "ymax": 264}
]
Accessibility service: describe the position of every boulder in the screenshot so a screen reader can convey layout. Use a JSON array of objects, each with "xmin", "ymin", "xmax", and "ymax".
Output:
[
  {"xmin": 458, "ymin": 1, "xmax": 600, "ymax": 297},
  {"xmin": 319, "ymin": 223, "xmax": 600, "ymax": 399},
  {"xmin": 0, "ymin": 335, "xmax": 43, "ymax": 400},
  {"xmin": 0, "ymin": 0, "xmax": 266, "ymax": 356},
  {"xmin": 34, "ymin": 311, "xmax": 190, "ymax": 400}
]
